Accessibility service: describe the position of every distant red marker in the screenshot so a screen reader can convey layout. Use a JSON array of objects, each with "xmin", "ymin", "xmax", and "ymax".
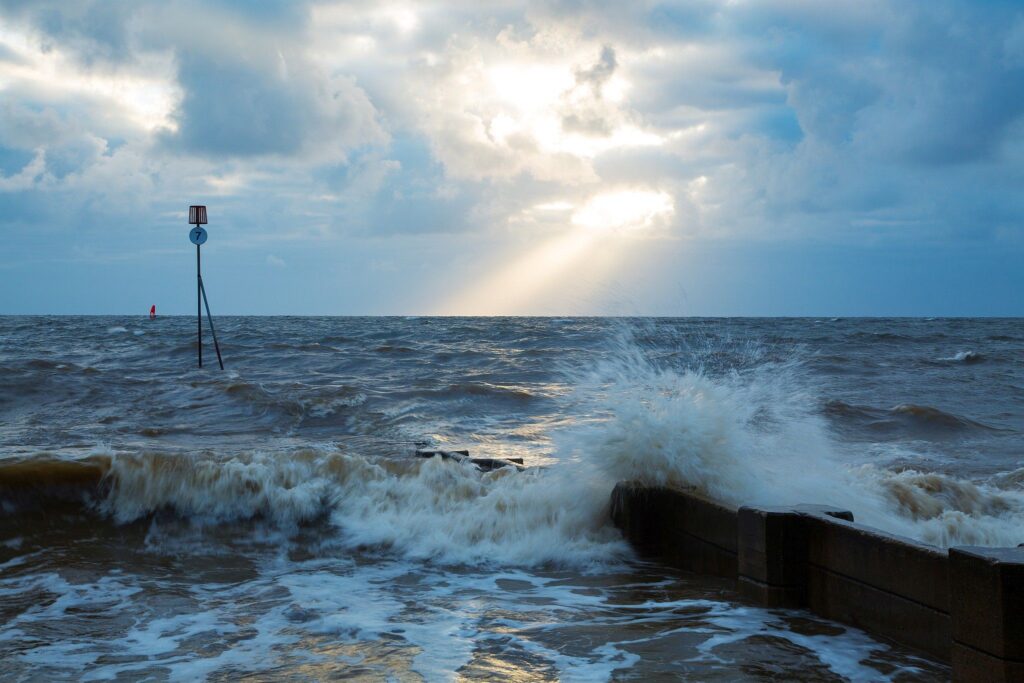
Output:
[{"xmin": 149, "ymin": 305, "xmax": 156, "ymax": 319}]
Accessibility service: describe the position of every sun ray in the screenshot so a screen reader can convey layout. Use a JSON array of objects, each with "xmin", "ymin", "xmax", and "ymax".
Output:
[{"xmin": 441, "ymin": 189, "xmax": 674, "ymax": 314}]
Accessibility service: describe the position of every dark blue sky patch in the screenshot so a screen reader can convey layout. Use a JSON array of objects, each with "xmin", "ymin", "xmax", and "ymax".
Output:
[
  {"xmin": 0, "ymin": 146, "xmax": 35, "ymax": 175},
  {"xmin": 757, "ymin": 107, "xmax": 804, "ymax": 145}
]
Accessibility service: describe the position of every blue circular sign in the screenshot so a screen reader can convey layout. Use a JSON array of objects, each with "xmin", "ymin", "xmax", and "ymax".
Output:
[{"xmin": 189, "ymin": 227, "xmax": 208, "ymax": 245}]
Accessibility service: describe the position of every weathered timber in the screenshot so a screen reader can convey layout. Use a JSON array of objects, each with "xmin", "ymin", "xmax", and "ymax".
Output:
[
  {"xmin": 415, "ymin": 449, "xmax": 526, "ymax": 472},
  {"xmin": 610, "ymin": 481, "xmax": 1024, "ymax": 681}
]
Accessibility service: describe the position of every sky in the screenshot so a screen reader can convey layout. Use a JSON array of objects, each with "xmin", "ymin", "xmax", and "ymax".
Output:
[{"xmin": 0, "ymin": 0, "xmax": 1022, "ymax": 316}]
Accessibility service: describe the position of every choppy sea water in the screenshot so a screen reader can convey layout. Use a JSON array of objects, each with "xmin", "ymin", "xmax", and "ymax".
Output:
[{"xmin": 2, "ymin": 315, "xmax": 1021, "ymax": 681}]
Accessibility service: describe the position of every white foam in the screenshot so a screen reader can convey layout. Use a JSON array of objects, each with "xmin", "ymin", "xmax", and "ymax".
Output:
[
  {"xmin": 560, "ymin": 333, "xmax": 1024, "ymax": 547},
  {"xmin": 70, "ymin": 325, "xmax": 1022, "ymax": 578},
  {"xmin": 95, "ymin": 327, "xmax": 1024, "ymax": 563},
  {"xmin": 99, "ymin": 448, "xmax": 629, "ymax": 567},
  {"xmin": 0, "ymin": 552, "xmax": 945, "ymax": 681},
  {"xmin": 688, "ymin": 601, "xmax": 924, "ymax": 682},
  {"xmin": 939, "ymin": 350, "xmax": 982, "ymax": 362}
]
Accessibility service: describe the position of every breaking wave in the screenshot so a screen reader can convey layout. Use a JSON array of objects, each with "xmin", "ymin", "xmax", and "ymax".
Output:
[
  {"xmin": 0, "ymin": 450, "xmax": 625, "ymax": 567},
  {"xmin": 3, "ymin": 331, "xmax": 1022, "ymax": 561},
  {"xmin": 941, "ymin": 350, "xmax": 985, "ymax": 363},
  {"xmin": 562, "ymin": 335, "xmax": 1024, "ymax": 548}
]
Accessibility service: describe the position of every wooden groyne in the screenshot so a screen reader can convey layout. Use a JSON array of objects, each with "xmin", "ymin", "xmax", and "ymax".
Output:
[
  {"xmin": 415, "ymin": 449, "xmax": 526, "ymax": 472},
  {"xmin": 610, "ymin": 482, "xmax": 1024, "ymax": 682}
]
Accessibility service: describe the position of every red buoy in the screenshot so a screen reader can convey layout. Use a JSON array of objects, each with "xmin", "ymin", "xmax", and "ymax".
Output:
[{"xmin": 149, "ymin": 305, "xmax": 156, "ymax": 319}]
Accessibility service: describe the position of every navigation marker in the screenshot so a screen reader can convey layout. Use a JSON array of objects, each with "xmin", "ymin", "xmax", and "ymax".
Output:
[{"xmin": 188, "ymin": 205, "xmax": 224, "ymax": 370}]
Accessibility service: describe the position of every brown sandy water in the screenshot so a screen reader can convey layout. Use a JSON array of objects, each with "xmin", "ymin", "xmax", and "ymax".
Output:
[{"xmin": 3, "ymin": 315, "xmax": 1021, "ymax": 680}]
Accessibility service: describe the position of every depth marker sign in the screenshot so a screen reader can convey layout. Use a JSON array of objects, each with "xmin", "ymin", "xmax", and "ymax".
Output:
[{"xmin": 188, "ymin": 205, "xmax": 224, "ymax": 370}]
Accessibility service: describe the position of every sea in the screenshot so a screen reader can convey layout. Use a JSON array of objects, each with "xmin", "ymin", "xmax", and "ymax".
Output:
[{"xmin": 1, "ymin": 315, "xmax": 1021, "ymax": 681}]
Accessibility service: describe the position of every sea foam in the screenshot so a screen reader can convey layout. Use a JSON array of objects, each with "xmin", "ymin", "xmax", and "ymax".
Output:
[
  {"xmin": 39, "ymin": 329, "xmax": 1024, "ymax": 561},
  {"xmin": 562, "ymin": 331, "xmax": 1024, "ymax": 548}
]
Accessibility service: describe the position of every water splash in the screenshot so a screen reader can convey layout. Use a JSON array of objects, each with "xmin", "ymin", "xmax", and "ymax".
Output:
[
  {"xmin": 5, "ymin": 325, "xmax": 1022, "ymax": 561},
  {"xmin": 559, "ymin": 328, "xmax": 1024, "ymax": 547}
]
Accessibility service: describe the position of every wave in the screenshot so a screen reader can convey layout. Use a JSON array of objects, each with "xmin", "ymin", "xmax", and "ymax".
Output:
[
  {"xmin": 268, "ymin": 342, "xmax": 341, "ymax": 353},
  {"xmin": 991, "ymin": 467, "xmax": 1024, "ymax": 489},
  {"xmin": 939, "ymin": 350, "xmax": 984, "ymax": 363},
  {"xmin": 3, "ymin": 330, "xmax": 1022, "ymax": 563},
  {"xmin": 824, "ymin": 400, "xmax": 996, "ymax": 435},
  {"xmin": 561, "ymin": 334, "xmax": 1024, "ymax": 548},
  {"xmin": 3, "ymin": 359, "xmax": 100, "ymax": 375},
  {"xmin": 847, "ymin": 331, "xmax": 914, "ymax": 342},
  {"xmin": 881, "ymin": 470, "xmax": 1013, "ymax": 521},
  {"xmin": 889, "ymin": 403, "xmax": 992, "ymax": 429},
  {"xmin": 0, "ymin": 456, "xmax": 110, "ymax": 509},
  {"xmin": 223, "ymin": 380, "xmax": 367, "ymax": 419},
  {"xmin": 374, "ymin": 345, "xmax": 416, "ymax": 354},
  {"xmin": 437, "ymin": 382, "xmax": 537, "ymax": 401},
  {"xmin": 0, "ymin": 449, "xmax": 624, "ymax": 567},
  {"xmin": 383, "ymin": 382, "xmax": 541, "ymax": 406}
]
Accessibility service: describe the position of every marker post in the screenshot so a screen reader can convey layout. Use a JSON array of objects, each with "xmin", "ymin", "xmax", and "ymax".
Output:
[{"xmin": 188, "ymin": 205, "xmax": 224, "ymax": 370}]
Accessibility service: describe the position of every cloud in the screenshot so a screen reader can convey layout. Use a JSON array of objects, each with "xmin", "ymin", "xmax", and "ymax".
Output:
[
  {"xmin": 165, "ymin": 51, "xmax": 385, "ymax": 160},
  {"xmin": 0, "ymin": 0, "xmax": 1022, "ymax": 313},
  {"xmin": 0, "ymin": 2, "xmax": 1017, "ymax": 222},
  {"xmin": 561, "ymin": 45, "xmax": 618, "ymax": 135},
  {"xmin": 0, "ymin": 101, "xmax": 114, "ymax": 189}
]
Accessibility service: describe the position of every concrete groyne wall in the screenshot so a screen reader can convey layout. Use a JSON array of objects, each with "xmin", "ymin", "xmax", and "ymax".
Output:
[{"xmin": 610, "ymin": 482, "xmax": 1024, "ymax": 683}]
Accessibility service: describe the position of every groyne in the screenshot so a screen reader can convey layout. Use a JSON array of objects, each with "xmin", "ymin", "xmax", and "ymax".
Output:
[{"xmin": 610, "ymin": 482, "xmax": 1024, "ymax": 682}]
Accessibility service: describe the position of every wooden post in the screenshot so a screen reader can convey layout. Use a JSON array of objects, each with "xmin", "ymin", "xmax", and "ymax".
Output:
[
  {"xmin": 197, "ymin": 242, "xmax": 202, "ymax": 368},
  {"xmin": 188, "ymin": 205, "xmax": 221, "ymax": 369}
]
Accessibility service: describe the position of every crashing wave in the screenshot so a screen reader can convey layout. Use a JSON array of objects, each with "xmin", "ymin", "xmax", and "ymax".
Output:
[{"xmin": 4, "ymin": 332, "xmax": 1022, "ymax": 559}]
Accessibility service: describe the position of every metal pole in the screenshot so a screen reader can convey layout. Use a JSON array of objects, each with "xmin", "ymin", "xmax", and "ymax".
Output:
[
  {"xmin": 197, "ymin": 243, "xmax": 203, "ymax": 368},
  {"xmin": 199, "ymin": 276, "xmax": 224, "ymax": 370}
]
